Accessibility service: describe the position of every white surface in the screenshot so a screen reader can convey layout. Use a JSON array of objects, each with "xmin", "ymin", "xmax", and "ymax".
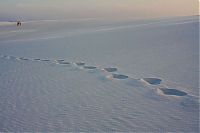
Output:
[{"xmin": 0, "ymin": 16, "xmax": 199, "ymax": 132}]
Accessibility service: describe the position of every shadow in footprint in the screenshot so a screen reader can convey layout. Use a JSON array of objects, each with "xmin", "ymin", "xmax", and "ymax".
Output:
[
  {"xmin": 84, "ymin": 66, "xmax": 97, "ymax": 69},
  {"xmin": 19, "ymin": 57, "xmax": 29, "ymax": 61},
  {"xmin": 56, "ymin": 59, "xmax": 65, "ymax": 62},
  {"xmin": 143, "ymin": 78, "xmax": 162, "ymax": 85},
  {"xmin": 59, "ymin": 62, "xmax": 70, "ymax": 65},
  {"xmin": 159, "ymin": 88, "xmax": 187, "ymax": 96},
  {"xmin": 112, "ymin": 74, "xmax": 129, "ymax": 79},
  {"xmin": 34, "ymin": 58, "xmax": 41, "ymax": 61},
  {"xmin": 104, "ymin": 67, "xmax": 117, "ymax": 72},
  {"xmin": 41, "ymin": 59, "xmax": 50, "ymax": 62}
]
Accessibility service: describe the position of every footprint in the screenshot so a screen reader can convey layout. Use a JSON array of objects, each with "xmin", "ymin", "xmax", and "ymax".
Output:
[
  {"xmin": 142, "ymin": 78, "xmax": 162, "ymax": 85},
  {"xmin": 76, "ymin": 62, "xmax": 85, "ymax": 66},
  {"xmin": 56, "ymin": 59, "xmax": 65, "ymax": 62},
  {"xmin": 8, "ymin": 56, "xmax": 16, "ymax": 60},
  {"xmin": 104, "ymin": 67, "xmax": 117, "ymax": 72},
  {"xmin": 41, "ymin": 59, "xmax": 50, "ymax": 62},
  {"xmin": 112, "ymin": 74, "xmax": 129, "ymax": 79},
  {"xmin": 58, "ymin": 62, "xmax": 70, "ymax": 65},
  {"xmin": 34, "ymin": 58, "xmax": 41, "ymax": 61},
  {"xmin": 159, "ymin": 88, "xmax": 187, "ymax": 96},
  {"xmin": 2, "ymin": 55, "xmax": 7, "ymax": 58},
  {"xmin": 1, "ymin": 55, "xmax": 9, "ymax": 59},
  {"xmin": 19, "ymin": 57, "xmax": 29, "ymax": 61},
  {"xmin": 51, "ymin": 60, "xmax": 70, "ymax": 66},
  {"xmin": 83, "ymin": 66, "xmax": 97, "ymax": 69}
]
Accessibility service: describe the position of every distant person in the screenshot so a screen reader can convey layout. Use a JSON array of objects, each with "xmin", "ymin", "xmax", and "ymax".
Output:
[{"xmin": 17, "ymin": 21, "xmax": 22, "ymax": 26}]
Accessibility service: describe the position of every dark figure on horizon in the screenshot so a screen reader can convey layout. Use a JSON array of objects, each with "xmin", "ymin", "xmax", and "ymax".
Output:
[{"xmin": 17, "ymin": 21, "xmax": 22, "ymax": 26}]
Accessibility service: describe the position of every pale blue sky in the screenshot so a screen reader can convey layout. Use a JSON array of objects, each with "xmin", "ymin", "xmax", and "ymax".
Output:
[{"xmin": 0, "ymin": 0, "xmax": 198, "ymax": 20}]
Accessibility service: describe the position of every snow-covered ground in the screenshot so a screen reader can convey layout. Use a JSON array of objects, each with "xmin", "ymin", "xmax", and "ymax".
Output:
[{"xmin": 0, "ymin": 16, "xmax": 199, "ymax": 132}]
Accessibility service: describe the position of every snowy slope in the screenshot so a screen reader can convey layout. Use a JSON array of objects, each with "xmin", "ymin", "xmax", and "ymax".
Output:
[{"xmin": 0, "ymin": 16, "xmax": 199, "ymax": 132}]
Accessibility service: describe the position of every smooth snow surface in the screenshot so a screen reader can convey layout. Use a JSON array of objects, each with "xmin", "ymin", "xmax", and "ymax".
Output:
[{"xmin": 0, "ymin": 16, "xmax": 199, "ymax": 132}]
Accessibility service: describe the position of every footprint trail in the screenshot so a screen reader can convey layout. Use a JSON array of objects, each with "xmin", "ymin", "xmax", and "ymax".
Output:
[{"xmin": 0, "ymin": 53, "xmax": 197, "ymax": 106}]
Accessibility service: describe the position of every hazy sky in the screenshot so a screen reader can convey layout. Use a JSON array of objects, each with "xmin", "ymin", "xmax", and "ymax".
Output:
[{"xmin": 0, "ymin": 0, "xmax": 198, "ymax": 20}]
